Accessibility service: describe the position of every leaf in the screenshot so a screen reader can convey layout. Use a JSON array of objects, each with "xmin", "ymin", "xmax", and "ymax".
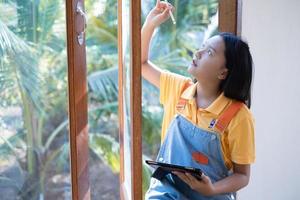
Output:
[
  {"xmin": 87, "ymin": 16, "xmax": 118, "ymax": 45},
  {"xmin": 38, "ymin": 0, "xmax": 61, "ymax": 43},
  {"xmin": 43, "ymin": 119, "xmax": 68, "ymax": 151},
  {"xmin": 0, "ymin": 20, "xmax": 31, "ymax": 56},
  {"xmin": 89, "ymin": 134, "xmax": 120, "ymax": 173},
  {"xmin": 88, "ymin": 67, "xmax": 118, "ymax": 102},
  {"xmin": 0, "ymin": 133, "xmax": 25, "ymax": 161},
  {"xmin": 0, "ymin": 19, "xmax": 44, "ymax": 112},
  {"xmin": 142, "ymin": 156, "xmax": 153, "ymax": 196}
]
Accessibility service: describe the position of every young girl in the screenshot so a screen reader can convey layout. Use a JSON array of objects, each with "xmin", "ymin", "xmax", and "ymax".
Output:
[{"xmin": 142, "ymin": 1, "xmax": 255, "ymax": 199}]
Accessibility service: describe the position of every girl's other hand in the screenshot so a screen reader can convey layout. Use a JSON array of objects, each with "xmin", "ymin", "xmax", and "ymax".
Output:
[
  {"xmin": 145, "ymin": 0, "xmax": 175, "ymax": 28},
  {"xmin": 173, "ymin": 171, "xmax": 216, "ymax": 196}
]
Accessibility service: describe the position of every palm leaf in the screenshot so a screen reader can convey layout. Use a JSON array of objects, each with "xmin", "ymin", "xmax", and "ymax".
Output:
[
  {"xmin": 87, "ymin": 16, "xmax": 118, "ymax": 45},
  {"xmin": 44, "ymin": 119, "xmax": 68, "ymax": 151},
  {"xmin": 0, "ymin": 134, "xmax": 26, "ymax": 191},
  {"xmin": 0, "ymin": 61, "xmax": 15, "ymax": 95},
  {"xmin": 0, "ymin": 20, "xmax": 44, "ymax": 111},
  {"xmin": 38, "ymin": 0, "xmax": 61, "ymax": 43},
  {"xmin": 88, "ymin": 66, "xmax": 118, "ymax": 102},
  {"xmin": 0, "ymin": 19, "xmax": 30, "ymax": 56},
  {"xmin": 0, "ymin": 133, "xmax": 26, "ymax": 172}
]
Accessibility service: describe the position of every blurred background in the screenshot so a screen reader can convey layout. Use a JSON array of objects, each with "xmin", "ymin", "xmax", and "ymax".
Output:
[{"xmin": 0, "ymin": 0, "xmax": 299, "ymax": 199}]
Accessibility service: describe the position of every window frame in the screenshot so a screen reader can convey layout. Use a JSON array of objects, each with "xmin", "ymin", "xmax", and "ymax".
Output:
[
  {"xmin": 65, "ymin": 0, "xmax": 242, "ymax": 199},
  {"xmin": 117, "ymin": 0, "xmax": 242, "ymax": 200},
  {"xmin": 66, "ymin": 0, "xmax": 90, "ymax": 199},
  {"xmin": 118, "ymin": 0, "xmax": 142, "ymax": 199},
  {"xmin": 219, "ymin": 0, "xmax": 242, "ymax": 35}
]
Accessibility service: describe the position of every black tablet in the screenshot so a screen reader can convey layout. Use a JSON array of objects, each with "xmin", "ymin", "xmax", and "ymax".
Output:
[{"xmin": 145, "ymin": 160, "xmax": 203, "ymax": 180}]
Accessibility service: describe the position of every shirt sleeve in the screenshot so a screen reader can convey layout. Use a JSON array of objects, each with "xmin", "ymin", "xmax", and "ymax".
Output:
[
  {"xmin": 228, "ymin": 116, "xmax": 256, "ymax": 165},
  {"xmin": 159, "ymin": 70, "xmax": 191, "ymax": 106}
]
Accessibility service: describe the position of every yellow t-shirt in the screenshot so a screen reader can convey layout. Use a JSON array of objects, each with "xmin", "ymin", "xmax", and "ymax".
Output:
[{"xmin": 159, "ymin": 71, "xmax": 255, "ymax": 169}]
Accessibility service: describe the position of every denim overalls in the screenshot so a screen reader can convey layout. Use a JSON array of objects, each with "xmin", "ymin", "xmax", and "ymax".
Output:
[{"xmin": 145, "ymin": 84, "xmax": 243, "ymax": 200}]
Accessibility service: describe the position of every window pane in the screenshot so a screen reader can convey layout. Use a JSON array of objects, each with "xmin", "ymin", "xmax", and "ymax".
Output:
[
  {"xmin": 122, "ymin": 0, "xmax": 132, "ymax": 198},
  {"xmin": 0, "ymin": 1, "xmax": 71, "ymax": 199},
  {"xmin": 85, "ymin": 0, "xmax": 120, "ymax": 199}
]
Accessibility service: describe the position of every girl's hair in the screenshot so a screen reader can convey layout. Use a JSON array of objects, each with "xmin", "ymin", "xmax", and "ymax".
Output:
[{"xmin": 219, "ymin": 32, "xmax": 253, "ymax": 108}]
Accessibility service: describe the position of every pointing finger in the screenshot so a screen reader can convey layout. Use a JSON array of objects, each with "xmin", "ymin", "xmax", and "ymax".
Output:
[{"xmin": 156, "ymin": 0, "xmax": 160, "ymax": 6}]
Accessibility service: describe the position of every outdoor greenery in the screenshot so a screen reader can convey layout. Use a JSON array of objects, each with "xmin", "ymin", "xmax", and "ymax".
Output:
[{"xmin": 0, "ymin": 0, "xmax": 218, "ymax": 199}]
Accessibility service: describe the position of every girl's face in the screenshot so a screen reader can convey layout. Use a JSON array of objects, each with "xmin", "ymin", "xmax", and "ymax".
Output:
[{"xmin": 188, "ymin": 35, "xmax": 228, "ymax": 83}]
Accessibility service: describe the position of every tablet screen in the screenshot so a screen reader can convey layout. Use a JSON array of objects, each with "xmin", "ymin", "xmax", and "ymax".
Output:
[{"xmin": 145, "ymin": 160, "xmax": 202, "ymax": 180}]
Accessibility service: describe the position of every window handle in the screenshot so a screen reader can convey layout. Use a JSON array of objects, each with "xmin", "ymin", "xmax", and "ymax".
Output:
[{"xmin": 76, "ymin": 1, "xmax": 87, "ymax": 45}]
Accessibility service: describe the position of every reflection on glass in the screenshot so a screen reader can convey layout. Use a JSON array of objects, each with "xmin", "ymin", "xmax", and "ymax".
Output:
[
  {"xmin": 122, "ymin": 0, "xmax": 132, "ymax": 198},
  {"xmin": 0, "ymin": 1, "xmax": 70, "ymax": 199},
  {"xmin": 85, "ymin": 0, "xmax": 120, "ymax": 199}
]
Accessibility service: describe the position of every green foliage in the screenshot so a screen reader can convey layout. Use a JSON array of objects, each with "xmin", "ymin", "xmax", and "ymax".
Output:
[
  {"xmin": 0, "ymin": 20, "xmax": 43, "ymax": 110},
  {"xmin": 0, "ymin": 1, "xmax": 69, "ymax": 199},
  {"xmin": 0, "ymin": 133, "xmax": 25, "ymax": 160},
  {"xmin": 89, "ymin": 133, "xmax": 153, "ymax": 198},
  {"xmin": 142, "ymin": 104, "xmax": 162, "ymax": 156},
  {"xmin": 142, "ymin": 157, "xmax": 152, "ymax": 198},
  {"xmin": 85, "ymin": 0, "xmax": 118, "ymax": 73},
  {"xmin": 89, "ymin": 134, "xmax": 120, "ymax": 173},
  {"xmin": 88, "ymin": 67, "xmax": 118, "ymax": 102}
]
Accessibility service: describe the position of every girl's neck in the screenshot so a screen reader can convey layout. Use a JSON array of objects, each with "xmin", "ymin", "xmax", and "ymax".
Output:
[{"xmin": 195, "ymin": 82, "xmax": 221, "ymax": 109}]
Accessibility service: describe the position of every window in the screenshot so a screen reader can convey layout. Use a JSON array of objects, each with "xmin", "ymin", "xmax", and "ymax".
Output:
[
  {"xmin": 0, "ymin": 0, "xmax": 241, "ymax": 199},
  {"xmin": 118, "ymin": 0, "xmax": 241, "ymax": 199},
  {"xmin": 1, "ymin": 1, "xmax": 72, "ymax": 199}
]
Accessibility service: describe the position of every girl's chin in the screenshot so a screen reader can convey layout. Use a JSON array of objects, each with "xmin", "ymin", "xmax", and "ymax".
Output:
[
  {"xmin": 187, "ymin": 68, "xmax": 195, "ymax": 77},
  {"xmin": 187, "ymin": 64, "xmax": 194, "ymax": 70}
]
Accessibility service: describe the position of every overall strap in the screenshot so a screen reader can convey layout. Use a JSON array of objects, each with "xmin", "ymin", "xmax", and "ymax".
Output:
[
  {"xmin": 176, "ymin": 81, "xmax": 193, "ymax": 110},
  {"xmin": 214, "ymin": 101, "xmax": 244, "ymax": 133}
]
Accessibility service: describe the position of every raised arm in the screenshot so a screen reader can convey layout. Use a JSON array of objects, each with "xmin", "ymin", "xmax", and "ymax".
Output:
[{"xmin": 141, "ymin": 0, "xmax": 174, "ymax": 88}]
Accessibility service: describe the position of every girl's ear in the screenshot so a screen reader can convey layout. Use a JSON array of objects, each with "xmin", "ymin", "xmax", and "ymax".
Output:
[{"xmin": 218, "ymin": 68, "xmax": 228, "ymax": 80}]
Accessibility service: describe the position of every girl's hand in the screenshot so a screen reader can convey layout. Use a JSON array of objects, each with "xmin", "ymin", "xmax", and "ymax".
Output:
[
  {"xmin": 173, "ymin": 172, "xmax": 216, "ymax": 196},
  {"xmin": 145, "ymin": 0, "xmax": 175, "ymax": 28}
]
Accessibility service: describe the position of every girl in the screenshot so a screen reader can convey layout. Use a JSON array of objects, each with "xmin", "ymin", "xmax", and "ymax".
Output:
[{"xmin": 142, "ymin": 1, "xmax": 255, "ymax": 199}]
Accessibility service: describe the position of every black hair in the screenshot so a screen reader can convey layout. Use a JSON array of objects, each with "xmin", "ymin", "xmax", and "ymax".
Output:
[{"xmin": 219, "ymin": 32, "xmax": 253, "ymax": 108}]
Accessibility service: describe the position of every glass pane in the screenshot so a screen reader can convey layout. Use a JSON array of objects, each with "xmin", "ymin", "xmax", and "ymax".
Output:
[
  {"xmin": 122, "ymin": 0, "xmax": 132, "ymax": 198},
  {"xmin": 141, "ymin": 0, "xmax": 219, "ymax": 193},
  {"xmin": 0, "ymin": 1, "xmax": 71, "ymax": 200},
  {"xmin": 85, "ymin": 0, "xmax": 120, "ymax": 199}
]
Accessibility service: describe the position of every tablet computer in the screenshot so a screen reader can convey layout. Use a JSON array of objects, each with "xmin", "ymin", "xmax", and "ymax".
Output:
[{"xmin": 145, "ymin": 160, "xmax": 202, "ymax": 180}]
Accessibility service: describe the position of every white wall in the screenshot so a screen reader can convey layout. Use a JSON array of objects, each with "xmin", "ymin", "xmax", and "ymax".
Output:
[{"xmin": 239, "ymin": 0, "xmax": 300, "ymax": 199}]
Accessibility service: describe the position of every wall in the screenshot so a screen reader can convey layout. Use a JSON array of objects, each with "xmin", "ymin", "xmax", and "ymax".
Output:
[{"xmin": 239, "ymin": 0, "xmax": 300, "ymax": 199}]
